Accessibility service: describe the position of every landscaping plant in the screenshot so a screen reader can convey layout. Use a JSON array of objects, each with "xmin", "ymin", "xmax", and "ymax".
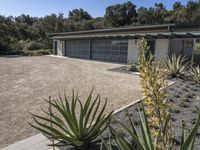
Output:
[
  {"xmin": 23, "ymin": 49, "xmax": 52, "ymax": 56},
  {"xmin": 127, "ymin": 62, "xmax": 139, "ymax": 72},
  {"xmin": 189, "ymin": 65, "xmax": 200, "ymax": 83},
  {"xmin": 29, "ymin": 89, "xmax": 113, "ymax": 150},
  {"xmin": 101, "ymin": 107, "xmax": 200, "ymax": 150},
  {"xmin": 163, "ymin": 54, "xmax": 190, "ymax": 78}
]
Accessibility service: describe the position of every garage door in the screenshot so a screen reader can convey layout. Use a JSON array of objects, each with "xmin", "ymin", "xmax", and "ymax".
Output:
[
  {"xmin": 65, "ymin": 40, "xmax": 90, "ymax": 59},
  {"xmin": 91, "ymin": 40, "xmax": 128, "ymax": 62}
]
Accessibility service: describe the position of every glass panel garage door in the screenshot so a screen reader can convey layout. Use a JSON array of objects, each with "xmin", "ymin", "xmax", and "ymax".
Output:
[
  {"xmin": 65, "ymin": 40, "xmax": 90, "ymax": 59},
  {"xmin": 91, "ymin": 40, "xmax": 128, "ymax": 63}
]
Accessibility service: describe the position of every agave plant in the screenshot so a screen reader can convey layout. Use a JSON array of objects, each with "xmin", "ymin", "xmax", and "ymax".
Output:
[
  {"xmin": 163, "ymin": 54, "xmax": 190, "ymax": 78},
  {"xmin": 127, "ymin": 62, "xmax": 139, "ymax": 72},
  {"xmin": 101, "ymin": 107, "xmax": 200, "ymax": 150},
  {"xmin": 189, "ymin": 65, "xmax": 200, "ymax": 83},
  {"xmin": 29, "ymin": 89, "xmax": 113, "ymax": 150}
]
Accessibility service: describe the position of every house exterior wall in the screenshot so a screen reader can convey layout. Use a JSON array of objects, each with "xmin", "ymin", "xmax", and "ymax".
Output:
[
  {"xmin": 127, "ymin": 39, "xmax": 139, "ymax": 63},
  {"xmin": 155, "ymin": 39, "xmax": 169, "ymax": 61},
  {"xmin": 53, "ymin": 40, "xmax": 64, "ymax": 56},
  {"xmin": 53, "ymin": 40, "xmax": 57, "ymax": 55},
  {"xmin": 54, "ymin": 38, "xmax": 170, "ymax": 63},
  {"xmin": 127, "ymin": 39, "xmax": 169, "ymax": 63}
]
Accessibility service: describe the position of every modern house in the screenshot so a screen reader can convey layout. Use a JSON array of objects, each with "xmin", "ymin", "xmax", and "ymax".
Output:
[{"xmin": 49, "ymin": 24, "xmax": 200, "ymax": 65}]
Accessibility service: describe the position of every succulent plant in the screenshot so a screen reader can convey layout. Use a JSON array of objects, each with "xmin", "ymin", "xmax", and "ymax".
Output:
[
  {"xmin": 29, "ymin": 89, "xmax": 113, "ymax": 149},
  {"xmin": 189, "ymin": 65, "xmax": 200, "ymax": 83},
  {"xmin": 163, "ymin": 54, "xmax": 190, "ymax": 78}
]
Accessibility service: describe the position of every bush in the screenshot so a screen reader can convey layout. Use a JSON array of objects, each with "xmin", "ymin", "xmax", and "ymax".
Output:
[
  {"xmin": 29, "ymin": 89, "xmax": 113, "ymax": 149},
  {"xmin": 23, "ymin": 49, "xmax": 52, "ymax": 56},
  {"xmin": 0, "ymin": 49, "xmax": 23, "ymax": 55},
  {"xmin": 0, "ymin": 39, "xmax": 24, "ymax": 55},
  {"xmin": 25, "ymin": 41, "xmax": 47, "ymax": 50}
]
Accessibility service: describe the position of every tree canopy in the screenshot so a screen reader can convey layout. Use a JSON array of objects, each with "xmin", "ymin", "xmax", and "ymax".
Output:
[
  {"xmin": 0, "ymin": 0, "xmax": 200, "ymax": 54},
  {"xmin": 105, "ymin": 1, "xmax": 137, "ymax": 27}
]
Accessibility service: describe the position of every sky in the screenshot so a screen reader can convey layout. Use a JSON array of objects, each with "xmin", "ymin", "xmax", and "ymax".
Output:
[{"xmin": 0, "ymin": 0, "xmax": 190, "ymax": 18}]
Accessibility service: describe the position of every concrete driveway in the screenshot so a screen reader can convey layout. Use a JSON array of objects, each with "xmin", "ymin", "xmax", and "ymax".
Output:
[{"xmin": 0, "ymin": 55, "xmax": 142, "ymax": 148}]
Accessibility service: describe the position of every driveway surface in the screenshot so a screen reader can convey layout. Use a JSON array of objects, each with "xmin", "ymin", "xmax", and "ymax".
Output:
[{"xmin": 0, "ymin": 55, "xmax": 141, "ymax": 148}]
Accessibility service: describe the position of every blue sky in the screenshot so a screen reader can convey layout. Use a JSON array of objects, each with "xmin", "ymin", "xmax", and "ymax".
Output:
[{"xmin": 0, "ymin": 0, "xmax": 189, "ymax": 18}]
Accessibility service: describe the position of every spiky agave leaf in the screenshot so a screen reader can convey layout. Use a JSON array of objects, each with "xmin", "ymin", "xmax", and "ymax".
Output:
[
  {"xmin": 180, "ymin": 108, "xmax": 200, "ymax": 150},
  {"xmin": 189, "ymin": 65, "xmax": 200, "ymax": 83},
  {"xmin": 163, "ymin": 54, "xmax": 190, "ymax": 78},
  {"xmin": 106, "ymin": 107, "xmax": 155, "ymax": 150},
  {"xmin": 29, "ymin": 89, "xmax": 113, "ymax": 148}
]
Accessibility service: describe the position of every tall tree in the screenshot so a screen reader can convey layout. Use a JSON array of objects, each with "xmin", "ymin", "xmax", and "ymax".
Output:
[
  {"xmin": 68, "ymin": 8, "xmax": 92, "ymax": 22},
  {"xmin": 137, "ymin": 7, "xmax": 153, "ymax": 24},
  {"xmin": 137, "ymin": 3, "xmax": 168, "ymax": 25},
  {"xmin": 153, "ymin": 3, "xmax": 168, "ymax": 24},
  {"xmin": 173, "ymin": 1, "xmax": 183, "ymax": 10},
  {"xmin": 105, "ymin": 1, "xmax": 137, "ymax": 27}
]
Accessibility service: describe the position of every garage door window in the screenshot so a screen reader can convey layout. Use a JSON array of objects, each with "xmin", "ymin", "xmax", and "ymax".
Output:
[
  {"xmin": 91, "ymin": 40, "xmax": 128, "ymax": 62},
  {"xmin": 65, "ymin": 40, "xmax": 90, "ymax": 58}
]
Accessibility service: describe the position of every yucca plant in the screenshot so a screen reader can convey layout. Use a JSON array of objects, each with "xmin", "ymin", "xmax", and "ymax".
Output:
[
  {"xmin": 108, "ymin": 107, "xmax": 172, "ymax": 150},
  {"xmin": 101, "ymin": 107, "xmax": 200, "ymax": 150},
  {"xmin": 29, "ymin": 89, "xmax": 113, "ymax": 150},
  {"xmin": 163, "ymin": 54, "xmax": 190, "ymax": 78},
  {"xmin": 189, "ymin": 65, "xmax": 200, "ymax": 83},
  {"xmin": 138, "ymin": 38, "xmax": 171, "ymax": 147}
]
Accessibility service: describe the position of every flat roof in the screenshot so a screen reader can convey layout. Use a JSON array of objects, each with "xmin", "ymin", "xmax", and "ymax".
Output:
[{"xmin": 49, "ymin": 23, "xmax": 200, "ymax": 39}]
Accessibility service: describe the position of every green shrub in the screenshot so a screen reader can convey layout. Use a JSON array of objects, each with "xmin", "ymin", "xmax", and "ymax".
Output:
[
  {"xmin": 29, "ymin": 89, "xmax": 113, "ymax": 149},
  {"xmin": 163, "ymin": 54, "xmax": 190, "ymax": 78},
  {"xmin": 25, "ymin": 41, "xmax": 47, "ymax": 50},
  {"xmin": 189, "ymin": 66, "xmax": 200, "ymax": 83},
  {"xmin": 35, "ymin": 49, "xmax": 52, "ymax": 55},
  {"xmin": 23, "ymin": 49, "xmax": 52, "ymax": 56}
]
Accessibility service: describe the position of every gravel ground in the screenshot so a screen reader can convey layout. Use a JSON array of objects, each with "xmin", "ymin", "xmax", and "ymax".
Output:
[
  {"xmin": 78, "ymin": 79, "xmax": 200, "ymax": 150},
  {"xmin": 0, "ymin": 55, "xmax": 142, "ymax": 148}
]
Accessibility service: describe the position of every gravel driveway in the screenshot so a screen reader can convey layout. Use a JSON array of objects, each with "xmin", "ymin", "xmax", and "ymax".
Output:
[{"xmin": 0, "ymin": 55, "xmax": 142, "ymax": 148}]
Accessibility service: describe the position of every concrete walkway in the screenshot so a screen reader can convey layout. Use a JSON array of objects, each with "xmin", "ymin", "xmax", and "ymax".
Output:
[{"xmin": 1, "ymin": 134, "xmax": 58, "ymax": 150}]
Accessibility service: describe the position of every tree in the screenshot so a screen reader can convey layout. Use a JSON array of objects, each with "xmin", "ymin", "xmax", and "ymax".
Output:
[
  {"xmin": 105, "ymin": 1, "xmax": 137, "ymax": 27},
  {"xmin": 173, "ymin": 1, "xmax": 183, "ymax": 10},
  {"xmin": 186, "ymin": 0, "xmax": 200, "ymax": 23},
  {"xmin": 137, "ymin": 3, "xmax": 168, "ymax": 25},
  {"xmin": 1, "ymin": 1, "xmax": 200, "ymax": 54},
  {"xmin": 153, "ymin": 3, "xmax": 168, "ymax": 24},
  {"xmin": 68, "ymin": 8, "xmax": 92, "ymax": 22},
  {"xmin": 137, "ymin": 7, "xmax": 153, "ymax": 24},
  {"xmin": 170, "ymin": 0, "xmax": 200, "ymax": 23}
]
